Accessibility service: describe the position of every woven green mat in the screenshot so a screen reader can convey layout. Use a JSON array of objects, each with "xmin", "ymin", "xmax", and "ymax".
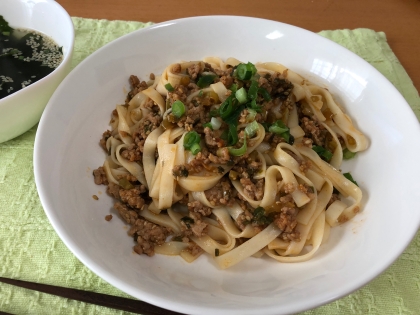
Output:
[{"xmin": 0, "ymin": 17, "xmax": 419, "ymax": 314}]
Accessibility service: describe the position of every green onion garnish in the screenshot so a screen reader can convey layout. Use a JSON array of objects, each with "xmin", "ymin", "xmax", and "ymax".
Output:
[
  {"xmin": 269, "ymin": 120, "xmax": 291, "ymax": 142},
  {"xmin": 215, "ymin": 248, "xmax": 220, "ymax": 257},
  {"xmin": 235, "ymin": 87, "xmax": 248, "ymax": 104},
  {"xmin": 247, "ymin": 99, "xmax": 262, "ymax": 112},
  {"xmin": 203, "ymin": 122, "xmax": 213, "ymax": 130},
  {"xmin": 245, "ymin": 121, "xmax": 259, "ymax": 137},
  {"xmin": 219, "ymin": 95, "xmax": 235, "ymax": 119},
  {"xmin": 227, "ymin": 124, "xmax": 238, "ymax": 146},
  {"xmin": 246, "ymin": 108, "xmax": 257, "ymax": 122},
  {"xmin": 312, "ymin": 145, "xmax": 333, "ymax": 162},
  {"xmin": 229, "ymin": 84, "xmax": 238, "ymax": 93},
  {"xmin": 269, "ymin": 120, "xmax": 288, "ymax": 134},
  {"xmin": 184, "ymin": 131, "xmax": 201, "ymax": 150},
  {"xmin": 247, "ymin": 80, "xmax": 259, "ymax": 100},
  {"xmin": 165, "ymin": 83, "xmax": 174, "ymax": 92},
  {"xmin": 190, "ymin": 143, "xmax": 201, "ymax": 155},
  {"xmin": 258, "ymin": 87, "xmax": 271, "ymax": 101},
  {"xmin": 236, "ymin": 64, "xmax": 252, "ymax": 80},
  {"xmin": 228, "ymin": 136, "xmax": 247, "ymax": 156},
  {"xmin": 343, "ymin": 172, "xmax": 358, "ymax": 186},
  {"xmin": 197, "ymin": 75, "xmax": 216, "ymax": 88},
  {"xmin": 343, "ymin": 148, "xmax": 356, "ymax": 160},
  {"xmin": 171, "ymin": 100, "xmax": 186, "ymax": 118},
  {"xmin": 261, "ymin": 122, "xmax": 270, "ymax": 132},
  {"xmin": 235, "ymin": 62, "xmax": 257, "ymax": 80}
]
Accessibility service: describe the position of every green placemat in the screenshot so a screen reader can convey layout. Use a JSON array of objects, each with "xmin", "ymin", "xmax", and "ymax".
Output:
[{"xmin": 0, "ymin": 17, "xmax": 419, "ymax": 315}]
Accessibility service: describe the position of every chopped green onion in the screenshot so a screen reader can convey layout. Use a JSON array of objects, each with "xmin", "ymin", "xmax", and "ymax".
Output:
[
  {"xmin": 247, "ymin": 80, "xmax": 259, "ymax": 100},
  {"xmin": 209, "ymin": 109, "xmax": 219, "ymax": 117},
  {"xmin": 219, "ymin": 95, "xmax": 235, "ymax": 119},
  {"xmin": 227, "ymin": 124, "xmax": 238, "ymax": 146},
  {"xmin": 312, "ymin": 145, "xmax": 333, "ymax": 161},
  {"xmin": 235, "ymin": 87, "xmax": 248, "ymax": 104},
  {"xmin": 343, "ymin": 148, "xmax": 356, "ymax": 160},
  {"xmin": 210, "ymin": 117, "xmax": 222, "ymax": 130},
  {"xmin": 165, "ymin": 83, "xmax": 174, "ymax": 92},
  {"xmin": 198, "ymin": 90, "xmax": 204, "ymax": 97},
  {"xmin": 258, "ymin": 87, "xmax": 271, "ymax": 101},
  {"xmin": 203, "ymin": 122, "xmax": 213, "ymax": 130},
  {"xmin": 269, "ymin": 120, "xmax": 288, "ymax": 134},
  {"xmin": 118, "ymin": 178, "xmax": 134, "ymax": 190},
  {"xmin": 343, "ymin": 172, "xmax": 358, "ymax": 186},
  {"xmin": 228, "ymin": 136, "xmax": 247, "ymax": 156},
  {"xmin": 190, "ymin": 143, "xmax": 201, "ymax": 155},
  {"xmin": 269, "ymin": 120, "xmax": 291, "ymax": 142},
  {"xmin": 236, "ymin": 64, "xmax": 253, "ymax": 80},
  {"xmin": 246, "ymin": 108, "xmax": 257, "ymax": 122},
  {"xmin": 224, "ymin": 104, "xmax": 245, "ymax": 125},
  {"xmin": 171, "ymin": 100, "xmax": 186, "ymax": 118},
  {"xmin": 229, "ymin": 84, "xmax": 238, "ymax": 93},
  {"xmin": 215, "ymin": 248, "xmax": 220, "ymax": 257},
  {"xmin": 197, "ymin": 75, "xmax": 216, "ymax": 88},
  {"xmin": 183, "ymin": 131, "xmax": 201, "ymax": 150},
  {"xmin": 247, "ymin": 99, "xmax": 262, "ymax": 112},
  {"xmin": 261, "ymin": 122, "xmax": 270, "ymax": 132},
  {"xmin": 2, "ymin": 31, "xmax": 10, "ymax": 36},
  {"xmin": 245, "ymin": 121, "xmax": 259, "ymax": 137}
]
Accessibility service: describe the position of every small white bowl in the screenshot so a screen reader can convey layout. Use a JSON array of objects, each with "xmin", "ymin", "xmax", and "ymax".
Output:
[{"xmin": 0, "ymin": 0, "xmax": 74, "ymax": 143}]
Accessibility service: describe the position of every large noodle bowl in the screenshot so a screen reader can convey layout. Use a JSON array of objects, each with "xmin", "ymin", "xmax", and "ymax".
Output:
[{"xmin": 93, "ymin": 57, "xmax": 368, "ymax": 269}]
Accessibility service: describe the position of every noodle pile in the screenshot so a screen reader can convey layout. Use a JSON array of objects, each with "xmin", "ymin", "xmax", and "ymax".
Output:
[{"xmin": 95, "ymin": 57, "xmax": 368, "ymax": 269}]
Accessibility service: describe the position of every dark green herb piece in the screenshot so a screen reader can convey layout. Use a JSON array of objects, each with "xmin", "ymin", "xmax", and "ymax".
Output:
[
  {"xmin": 312, "ymin": 145, "xmax": 333, "ymax": 162},
  {"xmin": 252, "ymin": 207, "xmax": 273, "ymax": 225},
  {"xmin": 197, "ymin": 75, "xmax": 216, "ymax": 88},
  {"xmin": 258, "ymin": 87, "xmax": 271, "ymax": 101},
  {"xmin": 165, "ymin": 83, "xmax": 174, "ymax": 91},
  {"xmin": 180, "ymin": 216, "xmax": 195, "ymax": 229},
  {"xmin": 247, "ymin": 80, "xmax": 259, "ymax": 100},
  {"xmin": 172, "ymin": 235, "xmax": 183, "ymax": 242},
  {"xmin": 247, "ymin": 99, "xmax": 262, "ymax": 112},
  {"xmin": 227, "ymin": 124, "xmax": 239, "ymax": 146},
  {"xmin": 229, "ymin": 83, "xmax": 238, "ymax": 93},
  {"xmin": 215, "ymin": 249, "xmax": 220, "ymax": 257},
  {"xmin": 343, "ymin": 172, "xmax": 358, "ymax": 186},
  {"xmin": 203, "ymin": 122, "xmax": 213, "ymax": 130},
  {"xmin": 343, "ymin": 148, "xmax": 357, "ymax": 160}
]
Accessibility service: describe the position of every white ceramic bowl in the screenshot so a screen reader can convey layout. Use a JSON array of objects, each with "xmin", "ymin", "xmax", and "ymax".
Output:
[
  {"xmin": 0, "ymin": 0, "xmax": 74, "ymax": 143},
  {"xmin": 34, "ymin": 16, "xmax": 420, "ymax": 315}
]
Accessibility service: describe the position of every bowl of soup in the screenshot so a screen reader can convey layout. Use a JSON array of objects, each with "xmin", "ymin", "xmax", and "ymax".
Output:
[{"xmin": 0, "ymin": 0, "xmax": 74, "ymax": 143}]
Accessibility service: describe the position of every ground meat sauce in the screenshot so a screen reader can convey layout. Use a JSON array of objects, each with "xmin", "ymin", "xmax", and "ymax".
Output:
[{"xmin": 93, "ymin": 60, "xmax": 348, "ymax": 259}]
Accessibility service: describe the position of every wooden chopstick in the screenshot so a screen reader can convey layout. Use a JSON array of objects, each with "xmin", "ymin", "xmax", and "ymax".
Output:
[{"xmin": 0, "ymin": 277, "xmax": 185, "ymax": 315}]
